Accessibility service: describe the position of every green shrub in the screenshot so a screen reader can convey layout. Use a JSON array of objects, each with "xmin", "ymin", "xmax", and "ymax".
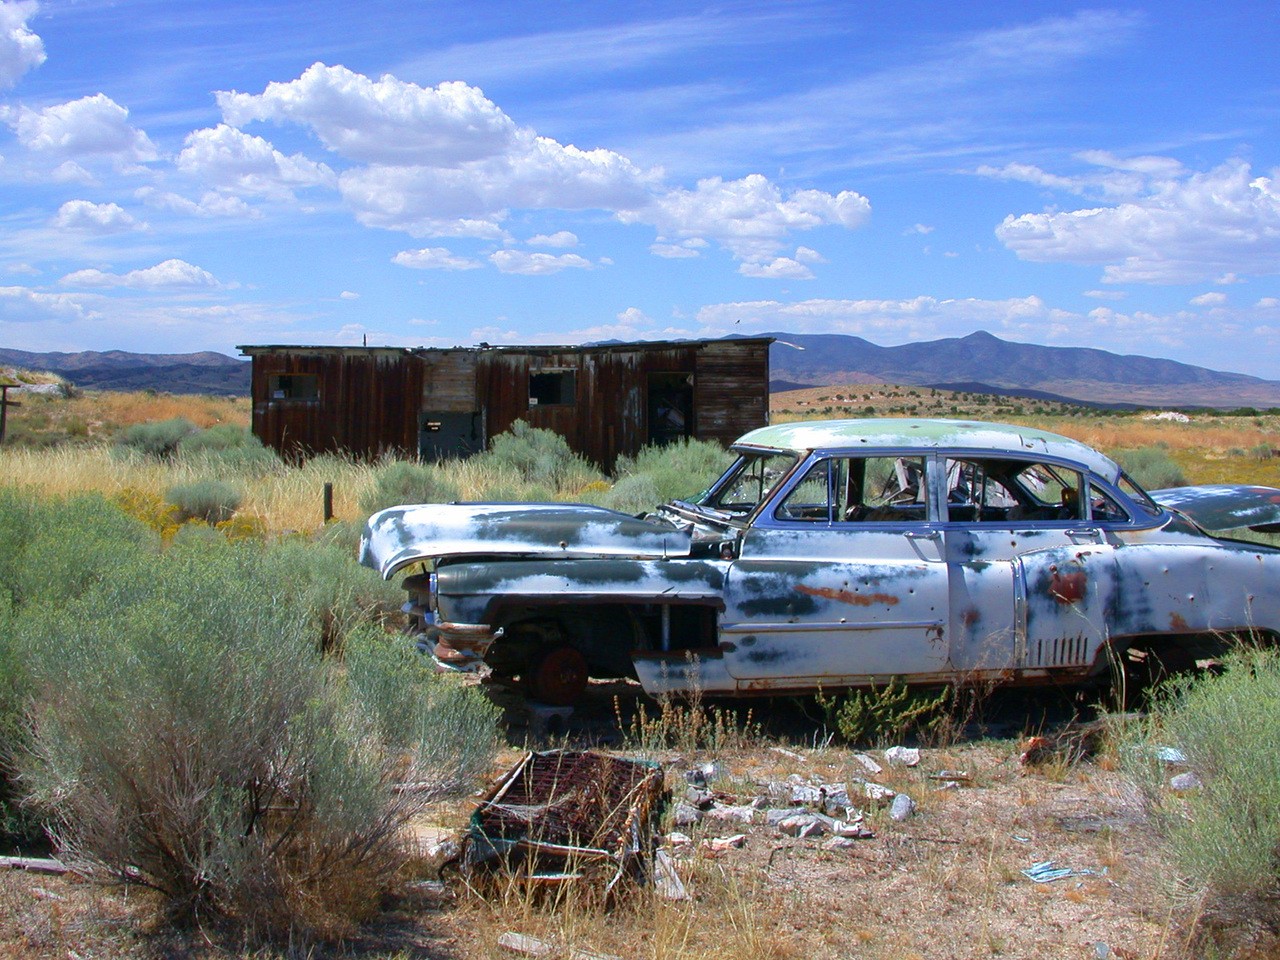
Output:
[
  {"xmin": 608, "ymin": 438, "xmax": 733, "ymax": 512},
  {"xmin": 1113, "ymin": 445, "xmax": 1186, "ymax": 490},
  {"xmin": 257, "ymin": 537, "xmax": 404, "ymax": 653},
  {"xmin": 359, "ymin": 460, "xmax": 461, "ymax": 514},
  {"xmin": 344, "ymin": 626, "xmax": 500, "ymax": 800},
  {"xmin": 1121, "ymin": 647, "xmax": 1280, "ymax": 907},
  {"xmin": 816, "ymin": 678, "xmax": 951, "ymax": 746},
  {"xmin": 167, "ymin": 478, "xmax": 243, "ymax": 524},
  {"xmin": 482, "ymin": 420, "xmax": 603, "ymax": 492},
  {"xmin": 181, "ymin": 423, "xmax": 256, "ymax": 452},
  {"xmin": 180, "ymin": 425, "xmax": 283, "ymax": 476},
  {"xmin": 115, "ymin": 417, "xmax": 197, "ymax": 458},
  {"xmin": 15, "ymin": 540, "xmax": 497, "ymax": 940}
]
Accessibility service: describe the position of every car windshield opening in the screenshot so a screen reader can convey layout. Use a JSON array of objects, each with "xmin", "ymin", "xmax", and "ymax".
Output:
[{"xmin": 698, "ymin": 451, "xmax": 797, "ymax": 516}]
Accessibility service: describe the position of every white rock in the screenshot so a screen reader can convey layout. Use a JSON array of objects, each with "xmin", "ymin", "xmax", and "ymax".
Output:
[
  {"xmin": 862, "ymin": 781, "xmax": 896, "ymax": 804},
  {"xmin": 1170, "ymin": 771, "xmax": 1202, "ymax": 791},
  {"xmin": 853, "ymin": 753, "xmax": 883, "ymax": 774},
  {"xmin": 884, "ymin": 746, "xmax": 921, "ymax": 767},
  {"xmin": 705, "ymin": 803, "xmax": 756, "ymax": 824},
  {"xmin": 889, "ymin": 793, "xmax": 916, "ymax": 821}
]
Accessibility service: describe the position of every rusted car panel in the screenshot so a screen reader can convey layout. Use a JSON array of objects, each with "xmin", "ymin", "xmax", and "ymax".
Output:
[
  {"xmin": 1150, "ymin": 484, "xmax": 1280, "ymax": 532},
  {"xmin": 359, "ymin": 503, "xmax": 693, "ymax": 579},
  {"xmin": 359, "ymin": 418, "xmax": 1280, "ymax": 704}
]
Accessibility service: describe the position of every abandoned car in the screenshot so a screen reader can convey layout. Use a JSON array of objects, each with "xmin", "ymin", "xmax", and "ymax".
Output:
[{"xmin": 359, "ymin": 419, "xmax": 1280, "ymax": 705}]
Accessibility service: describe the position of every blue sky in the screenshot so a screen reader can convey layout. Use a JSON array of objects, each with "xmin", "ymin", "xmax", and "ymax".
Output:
[{"xmin": 1, "ymin": 1, "xmax": 1279, "ymax": 377}]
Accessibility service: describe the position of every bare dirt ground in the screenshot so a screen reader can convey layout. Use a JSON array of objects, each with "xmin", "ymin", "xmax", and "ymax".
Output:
[{"xmin": 1, "ymin": 691, "xmax": 1272, "ymax": 960}]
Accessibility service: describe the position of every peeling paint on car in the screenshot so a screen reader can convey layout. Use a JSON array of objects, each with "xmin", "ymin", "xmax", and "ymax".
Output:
[{"xmin": 359, "ymin": 418, "xmax": 1280, "ymax": 702}]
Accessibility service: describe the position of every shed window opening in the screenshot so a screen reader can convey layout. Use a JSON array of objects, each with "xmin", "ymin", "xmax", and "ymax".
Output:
[
  {"xmin": 268, "ymin": 374, "xmax": 319, "ymax": 401},
  {"xmin": 529, "ymin": 370, "xmax": 575, "ymax": 406}
]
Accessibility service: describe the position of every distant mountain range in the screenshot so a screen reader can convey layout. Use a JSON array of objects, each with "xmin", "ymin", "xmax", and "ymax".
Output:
[
  {"xmin": 762, "ymin": 331, "xmax": 1280, "ymax": 408},
  {"xmin": 3, "ymin": 332, "xmax": 1278, "ymax": 407},
  {"xmin": 0, "ymin": 348, "xmax": 250, "ymax": 395}
]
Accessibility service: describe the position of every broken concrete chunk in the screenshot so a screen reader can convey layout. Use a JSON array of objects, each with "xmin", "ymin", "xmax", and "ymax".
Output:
[
  {"xmin": 884, "ymin": 746, "xmax": 921, "ymax": 767},
  {"xmin": 832, "ymin": 819, "xmax": 873, "ymax": 839},
  {"xmin": 684, "ymin": 785, "xmax": 713, "ymax": 808},
  {"xmin": 862, "ymin": 781, "xmax": 896, "ymax": 804},
  {"xmin": 791, "ymin": 783, "xmax": 824, "ymax": 806},
  {"xmin": 1170, "ymin": 771, "xmax": 1202, "ymax": 791},
  {"xmin": 853, "ymin": 752, "xmax": 883, "ymax": 774},
  {"xmin": 702, "ymin": 834, "xmax": 747, "ymax": 852},
  {"xmin": 666, "ymin": 831, "xmax": 692, "ymax": 846},
  {"xmin": 820, "ymin": 784, "xmax": 852, "ymax": 816},
  {"xmin": 498, "ymin": 932, "xmax": 620, "ymax": 960},
  {"xmin": 777, "ymin": 814, "xmax": 828, "ymax": 838},
  {"xmin": 889, "ymin": 793, "xmax": 916, "ymax": 821},
  {"xmin": 705, "ymin": 803, "xmax": 756, "ymax": 825},
  {"xmin": 672, "ymin": 802, "xmax": 703, "ymax": 826}
]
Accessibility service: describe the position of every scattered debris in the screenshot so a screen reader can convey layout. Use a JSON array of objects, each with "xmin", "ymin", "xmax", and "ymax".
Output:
[
  {"xmin": 1020, "ymin": 860, "xmax": 1104, "ymax": 884},
  {"xmin": 1020, "ymin": 715, "xmax": 1125, "ymax": 766},
  {"xmin": 702, "ymin": 834, "xmax": 747, "ymax": 852},
  {"xmin": 1170, "ymin": 771, "xmax": 1202, "ymax": 791},
  {"xmin": 1155, "ymin": 746, "xmax": 1187, "ymax": 764},
  {"xmin": 498, "ymin": 931, "xmax": 620, "ymax": 960},
  {"xmin": 653, "ymin": 849, "xmax": 689, "ymax": 901},
  {"xmin": 853, "ymin": 752, "xmax": 883, "ymax": 774},
  {"xmin": 665, "ymin": 831, "xmax": 692, "ymax": 847},
  {"xmin": 771, "ymin": 746, "xmax": 808, "ymax": 762},
  {"xmin": 464, "ymin": 750, "xmax": 666, "ymax": 895},
  {"xmin": 0, "ymin": 856, "xmax": 70, "ymax": 876},
  {"xmin": 1142, "ymin": 411, "xmax": 1191, "ymax": 423},
  {"xmin": 860, "ymin": 781, "xmax": 897, "ymax": 804},
  {"xmin": 884, "ymin": 746, "xmax": 920, "ymax": 767},
  {"xmin": 705, "ymin": 803, "xmax": 755, "ymax": 825},
  {"xmin": 672, "ymin": 802, "xmax": 703, "ymax": 826},
  {"xmin": 823, "ymin": 837, "xmax": 860, "ymax": 851},
  {"xmin": 930, "ymin": 770, "xmax": 972, "ymax": 786}
]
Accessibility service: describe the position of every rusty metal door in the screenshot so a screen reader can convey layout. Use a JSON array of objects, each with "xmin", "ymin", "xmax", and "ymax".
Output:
[{"xmin": 720, "ymin": 526, "xmax": 951, "ymax": 691}]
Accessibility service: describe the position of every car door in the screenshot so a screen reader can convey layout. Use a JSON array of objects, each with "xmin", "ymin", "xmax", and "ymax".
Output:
[
  {"xmin": 721, "ymin": 454, "xmax": 951, "ymax": 691},
  {"xmin": 940, "ymin": 455, "xmax": 1120, "ymax": 680}
]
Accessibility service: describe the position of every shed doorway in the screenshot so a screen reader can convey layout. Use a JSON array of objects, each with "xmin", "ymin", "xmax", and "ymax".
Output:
[{"xmin": 647, "ymin": 373, "xmax": 693, "ymax": 445}]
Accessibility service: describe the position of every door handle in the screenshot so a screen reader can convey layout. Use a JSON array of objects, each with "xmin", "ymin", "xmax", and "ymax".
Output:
[
  {"xmin": 1066, "ymin": 527, "xmax": 1103, "ymax": 543},
  {"xmin": 904, "ymin": 528, "xmax": 944, "ymax": 562}
]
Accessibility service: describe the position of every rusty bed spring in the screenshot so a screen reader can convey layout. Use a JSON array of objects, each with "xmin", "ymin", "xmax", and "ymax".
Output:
[{"xmin": 464, "ymin": 750, "xmax": 666, "ymax": 891}]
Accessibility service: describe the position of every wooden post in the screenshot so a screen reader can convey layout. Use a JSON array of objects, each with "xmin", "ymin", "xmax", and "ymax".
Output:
[
  {"xmin": 323, "ymin": 482, "xmax": 334, "ymax": 523},
  {"xmin": 0, "ymin": 385, "xmax": 21, "ymax": 445}
]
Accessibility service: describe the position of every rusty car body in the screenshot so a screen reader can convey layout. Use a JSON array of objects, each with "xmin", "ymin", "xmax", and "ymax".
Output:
[{"xmin": 360, "ymin": 419, "xmax": 1280, "ymax": 705}]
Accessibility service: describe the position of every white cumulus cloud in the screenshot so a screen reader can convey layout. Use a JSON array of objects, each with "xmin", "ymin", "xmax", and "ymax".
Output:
[
  {"xmin": 527, "ymin": 230, "xmax": 578, "ymax": 248},
  {"xmin": 6, "ymin": 93, "xmax": 158, "ymax": 165},
  {"xmin": 53, "ymin": 200, "xmax": 141, "ymax": 233},
  {"xmin": 218, "ymin": 63, "xmax": 519, "ymax": 166},
  {"xmin": 490, "ymin": 250, "xmax": 593, "ymax": 275},
  {"xmin": 0, "ymin": 284, "xmax": 94, "ymax": 322},
  {"xmin": 135, "ymin": 187, "xmax": 260, "ymax": 219},
  {"xmin": 60, "ymin": 258, "xmax": 220, "ymax": 289},
  {"xmin": 212, "ymin": 63, "xmax": 869, "ymax": 267},
  {"xmin": 623, "ymin": 173, "xmax": 868, "ymax": 268},
  {"xmin": 1190, "ymin": 292, "xmax": 1227, "ymax": 307},
  {"xmin": 0, "ymin": 1, "xmax": 45, "ymax": 90},
  {"xmin": 177, "ymin": 124, "xmax": 335, "ymax": 199},
  {"xmin": 995, "ymin": 159, "xmax": 1280, "ymax": 284},
  {"xmin": 738, "ymin": 256, "xmax": 814, "ymax": 280},
  {"xmin": 392, "ymin": 247, "xmax": 484, "ymax": 271}
]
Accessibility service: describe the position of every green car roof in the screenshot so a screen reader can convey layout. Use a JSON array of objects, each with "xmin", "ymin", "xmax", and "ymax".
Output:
[{"xmin": 735, "ymin": 418, "xmax": 1122, "ymax": 482}]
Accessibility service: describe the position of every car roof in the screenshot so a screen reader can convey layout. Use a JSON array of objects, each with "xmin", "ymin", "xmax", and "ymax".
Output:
[{"xmin": 735, "ymin": 418, "xmax": 1122, "ymax": 483}]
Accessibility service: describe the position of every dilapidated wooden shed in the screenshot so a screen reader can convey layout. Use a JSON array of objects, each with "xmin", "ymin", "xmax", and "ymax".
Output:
[{"xmin": 237, "ymin": 338, "xmax": 771, "ymax": 468}]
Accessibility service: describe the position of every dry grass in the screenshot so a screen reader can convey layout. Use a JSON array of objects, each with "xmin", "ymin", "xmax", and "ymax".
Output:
[{"xmin": 5, "ymin": 736, "xmax": 1278, "ymax": 959}]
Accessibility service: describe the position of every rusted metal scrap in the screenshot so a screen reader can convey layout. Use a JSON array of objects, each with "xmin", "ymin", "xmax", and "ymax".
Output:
[{"xmin": 463, "ymin": 750, "xmax": 666, "ymax": 895}]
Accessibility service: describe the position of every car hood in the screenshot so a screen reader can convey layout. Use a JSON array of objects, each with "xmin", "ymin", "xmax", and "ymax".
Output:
[
  {"xmin": 359, "ymin": 502, "xmax": 693, "ymax": 579},
  {"xmin": 1150, "ymin": 484, "xmax": 1280, "ymax": 532}
]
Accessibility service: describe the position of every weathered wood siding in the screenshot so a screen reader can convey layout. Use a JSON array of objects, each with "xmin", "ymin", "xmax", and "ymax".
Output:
[
  {"xmin": 694, "ymin": 340, "xmax": 771, "ymax": 445},
  {"xmin": 246, "ymin": 347, "xmax": 423, "ymax": 458},
  {"xmin": 242, "ymin": 339, "xmax": 770, "ymax": 468}
]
